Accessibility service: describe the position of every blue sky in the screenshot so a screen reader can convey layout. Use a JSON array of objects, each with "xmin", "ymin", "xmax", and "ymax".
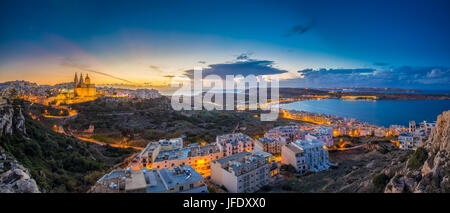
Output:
[{"xmin": 0, "ymin": 0, "xmax": 449, "ymax": 89}]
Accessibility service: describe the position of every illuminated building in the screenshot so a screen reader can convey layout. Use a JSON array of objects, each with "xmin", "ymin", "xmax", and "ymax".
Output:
[
  {"xmin": 281, "ymin": 143, "xmax": 307, "ymax": 174},
  {"xmin": 210, "ymin": 151, "xmax": 278, "ymax": 193},
  {"xmin": 93, "ymin": 165, "xmax": 207, "ymax": 193},
  {"xmin": 306, "ymin": 126, "xmax": 334, "ymax": 147},
  {"xmin": 264, "ymin": 125, "xmax": 305, "ymax": 144},
  {"xmin": 398, "ymin": 130, "xmax": 425, "ymax": 150},
  {"xmin": 216, "ymin": 133, "xmax": 255, "ymax": 157},
  {"xmin": 281, "ymin": 137, "xmax": 330, "ymax": 174},
  {"xmin": 131, "ymin": 138, "xmax": 222, "ymax": 177},
  {"xmin": 254, "ymin": 137, "xmax": 281, "ymax": 154},
  {"xmin": 374, "ymin": 128, "xmax": 387, "ymax": 137},
  {"xmin": 74, "ymin": 73, "xmax": 96, "ymax": 97}
]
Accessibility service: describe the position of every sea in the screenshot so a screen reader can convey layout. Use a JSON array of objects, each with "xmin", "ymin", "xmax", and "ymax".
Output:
[{"xmin": 280, "ymin": 99, "xmax": 450, "ymax": 127}]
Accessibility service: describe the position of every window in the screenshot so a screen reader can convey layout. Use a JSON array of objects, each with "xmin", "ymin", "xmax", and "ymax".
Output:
[
  {"xmin": 190, "ymin": 183, "xmax": 194, "ymax": 189},
  {"xmin": 179, "ymin": 186, "xmax": 184, "ymax": 191}
]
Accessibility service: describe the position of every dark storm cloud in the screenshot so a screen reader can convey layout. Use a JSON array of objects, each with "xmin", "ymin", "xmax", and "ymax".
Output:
[
  {"xmin": 284, "ymin": 67, "xmax": 450, "ymax": 89},
  {"xmin": 184, "ymin": 59, "xmax": 288, "ymax": 79},
  {"xmin": 285, "ymin": 21, "xmax": 315, "ymax": 37}
]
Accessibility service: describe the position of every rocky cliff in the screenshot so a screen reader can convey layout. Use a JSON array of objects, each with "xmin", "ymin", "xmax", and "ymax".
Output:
[
  {"xmin": 384, "ymin": 110, "xmax": 450, "ymax": 193},
  {"xmin": 0, "ymin": 103, "xmax": 26, "ymax": 136},
  {"xmin": 0, "ymin": 103, "xmax": 39, "ymax": 193},
  {"xmin": 0, "ymin": 146, "xmax": 40, "ymax": 193}
]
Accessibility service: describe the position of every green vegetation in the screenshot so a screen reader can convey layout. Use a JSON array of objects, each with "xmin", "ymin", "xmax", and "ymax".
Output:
[
  {"xmin": 91, "ymin": 134, "xmax": 114, "ymax": 143},
  {"xmin": 372, "ymin": 173, "xmax": 390, "ymax": 190},
  {"xmin": 0, "ymin": 101, "xmax": 134, "ymax": 192},
  {"xmin": 408, "ymin": 147, "xmax": 428, "ymax": 170},
  {"xmin": 68, "ymin": 97, "xmax": 305, "ymax": 146}
]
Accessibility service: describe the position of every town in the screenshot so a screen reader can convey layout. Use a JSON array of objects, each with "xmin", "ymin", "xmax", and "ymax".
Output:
[{"xmin": 0, "ymin": 74, "xmax": 440, "ymax": 193}]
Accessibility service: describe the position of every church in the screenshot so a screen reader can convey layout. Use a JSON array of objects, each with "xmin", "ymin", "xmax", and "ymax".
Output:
[{"xmin": 73, "ymin": 73, "xmax": 96, "ymax": 97}]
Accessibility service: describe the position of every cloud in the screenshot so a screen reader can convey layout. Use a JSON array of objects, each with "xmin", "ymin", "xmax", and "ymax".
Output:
[
  {"xmin": 281, "ymin": 66, "xmax": 450, "ymax": 89},
  {"xmin": 285, "ymin": 21, "xmax": 315, "ymax": 37},
  {"xmin": 373, "ymin": 62, "xmax": 390, "ymax": 67},
  {"xmin": 183, "ymin": 59, "xmax": 288, "ymax": 79},
  {"xmin": 163, "ymin": 75, "xmax": 175, "ymax": 78},
  {"xmin": 149, "ymin": 65, "xmax": 162, "ymax": 72},
  {"xmin": 236, "ymin": 53, "xmax": 252, "ymax": 60}
]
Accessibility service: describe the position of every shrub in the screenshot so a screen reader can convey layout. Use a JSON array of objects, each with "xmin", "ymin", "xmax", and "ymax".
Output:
[
  {"xmin": 372, "ymin": 173, "xmax": 389, "ymax": 189},
  {"xmin": 408, "ymin": 147, "xmax": 428, "ymax": 170}
]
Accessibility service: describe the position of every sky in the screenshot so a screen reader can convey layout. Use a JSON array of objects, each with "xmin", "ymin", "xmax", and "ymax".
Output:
[{"xmin": 0, "ymin": 0, "xmax": 449, "ymax": 89}]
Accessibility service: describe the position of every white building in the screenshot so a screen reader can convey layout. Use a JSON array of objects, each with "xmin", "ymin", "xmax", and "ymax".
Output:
[
  {"xmin": 210, "ymin": 151, "xmax": 278, "ymax": 193},
  {"xmin": 264, "ymin": 126, "xmax": 305, "ymax": 145},
  {"xmin": 374, "ymin": 128, "xmax": 387, "ymax": 137},
  {"xmin": 94, "ymin": 165, "xmax": 207, "ymax": 193},
  {"xmin": 157, "ymin": 137, "xmax": 183, "ymax": 150},
  {"xmin": 135, "ymin": 89, "xmax": 161, "ymax": 99},
  {"xmin": 359, "ymin": 127, "xmax": 373, "ymax": 136},
  {"xmin": 419, "ymin": 121, "xmax": 436, "ymax": 136},
  {"xmin": 131, "ymin": 138, "xmax": 222, "ymax": 177},
  {"xmin": 216, "ymin": 133, "xmax": 254, "ymax": 157},
  {"xmin": 398, "ymin": 130, "xmax": 425, "ymax": 150},
  {"xmin": 306, "ymin": 127, "xmax": 334, "ymax": 147},
  {"xmin": 281, "ymin": 137, "xmax": 330, "ymax": 174},
  {"xmin": 409, "ymin": 120, "xmax": 435, "ymax": 137}
]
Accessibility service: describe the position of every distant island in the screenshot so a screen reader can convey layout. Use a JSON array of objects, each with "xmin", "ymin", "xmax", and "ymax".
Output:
[{"xmin": 275, "ymin": 87, "xmax": 450, "ymax": 101}]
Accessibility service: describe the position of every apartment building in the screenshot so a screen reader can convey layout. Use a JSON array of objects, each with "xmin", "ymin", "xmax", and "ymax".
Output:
[
  {"xmin": 94, "ymin": 165, "xmax": 207, "ymax": 193},
  {"xmin": 131, "ymin": 139, "xmax": 222, "ymax": 177},
  {"xmin": 216, "ymin": 133, "xmax": 254, "ymax": 157},
  {"xmin": 398, "ymin": 129, "xmax": 425, "ymax": 150},
  {"xmin": 210, "ymin": 151, "xmax": 277, "ymax": 193},
  {"xmin": 264, "ymin": 125, "xmax": 306, "ymax": 145},
  {"xmin": 281, "ymin": 137, "xmax": 330, "ymax": 174},
  {"xmin": 254, "ymin": 137, "xmax": 281, "ymax": 154}
]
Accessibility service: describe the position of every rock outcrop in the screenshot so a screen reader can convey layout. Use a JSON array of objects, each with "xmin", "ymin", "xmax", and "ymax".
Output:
[
  {"xmin": 0, "ymin": 147, "xmax": 40, "ymax": 193},
  {"xmin": 0, "ymin": 107, "xmax": 14, "ymax": 135},
  {"xmin": 384, "ymin": 110, "xmax": 450, "ymax": 193},
  {"xmin": 1, "ymin": 103, "xmax": 37, "ymax": 193},
  {"xmin": 0, "ymin": 104, "xmax": 26, "ymax": 136}
]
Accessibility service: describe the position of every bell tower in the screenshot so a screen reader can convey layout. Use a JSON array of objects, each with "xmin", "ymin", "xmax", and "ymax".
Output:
[{"xmin": 74, "ymin": 73, "xmax": 78, "ymax": 89}]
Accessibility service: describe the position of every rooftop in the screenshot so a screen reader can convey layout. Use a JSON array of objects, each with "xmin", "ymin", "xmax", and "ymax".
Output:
[
  {"xmin": 125, "ymin": 170, "xmax": 147, "ymax": 192},
  {"xmin": 214, "ymin": 151, "xmax": 269, "ymax": 176},
  {"xmin": 144, "ymin": 165, "xmax": 204, "ymax": 193},
  {"xmin": 217, "ymin": 133, "xmax": 253, "ymax": 145},
  {"xmin": 285, "ymin": 143, "xmax": 304, "ymax": 154},
  {"xmin": 294, "ymin": 138, "xmax": 326, "ymax": 149}
]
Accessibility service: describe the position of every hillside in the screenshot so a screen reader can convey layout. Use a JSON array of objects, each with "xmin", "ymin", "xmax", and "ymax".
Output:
[
  {"xmin": 0, "ymin": 99, "xmax": 135, "ymax": 192},
  {"xmin": 66, "ymin": 97, "xmax": 305, "ymax": 147}
]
